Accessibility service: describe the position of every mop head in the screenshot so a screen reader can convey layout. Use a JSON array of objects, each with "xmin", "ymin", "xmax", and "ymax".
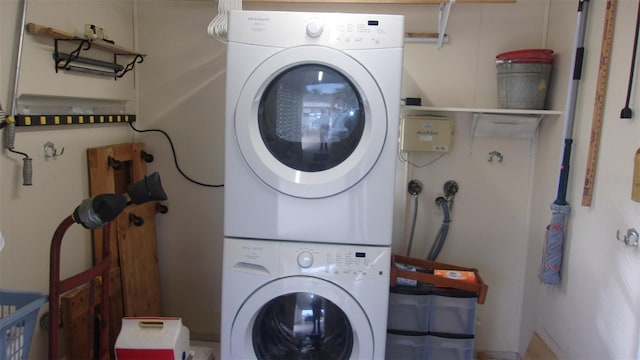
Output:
[{"xmin": 539, "ymin": 203, "xmax": 570, "ymax": 285}]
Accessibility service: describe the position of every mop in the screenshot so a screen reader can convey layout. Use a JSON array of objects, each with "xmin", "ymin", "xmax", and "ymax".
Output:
[{"xmin": 540, "ymin": 0, "xmax": 590, "ymax": 285}]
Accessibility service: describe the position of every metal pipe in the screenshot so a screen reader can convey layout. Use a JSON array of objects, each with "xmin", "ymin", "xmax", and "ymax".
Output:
[{"xmin": 10, "ymin": 0, "xmax": 28, "ymax": 115}]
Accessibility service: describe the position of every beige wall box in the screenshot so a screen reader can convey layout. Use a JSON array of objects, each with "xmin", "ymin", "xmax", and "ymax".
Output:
[{"xmin": 400, "ymin": 115, "xmax": 453, "ymax": 152}]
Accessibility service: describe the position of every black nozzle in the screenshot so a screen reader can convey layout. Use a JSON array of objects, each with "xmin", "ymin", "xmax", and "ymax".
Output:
[
  {"xmin": 73, "ymin": 193, "xmax": 128, "ymax": 229},
  {"xmin": 126, "ymin": 172, "xmax": 168, "ymax": 204}
]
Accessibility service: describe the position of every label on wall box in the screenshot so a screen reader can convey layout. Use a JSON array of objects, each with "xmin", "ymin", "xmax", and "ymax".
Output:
[{"xmin": 400, "ymin": 115, "xmax": 453, "ymax": 153}]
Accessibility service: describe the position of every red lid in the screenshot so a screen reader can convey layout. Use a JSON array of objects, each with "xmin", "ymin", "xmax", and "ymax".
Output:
[{"xmin": 496, "ymin": 49, "xmax": 554, "ymax": 64}]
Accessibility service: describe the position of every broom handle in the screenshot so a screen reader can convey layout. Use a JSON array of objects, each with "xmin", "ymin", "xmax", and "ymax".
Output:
[{"xmin": 555, "ymin": 0, "xmax": 590, "ymax": 206}]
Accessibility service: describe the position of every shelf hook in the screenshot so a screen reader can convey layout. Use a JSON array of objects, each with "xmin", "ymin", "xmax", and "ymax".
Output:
[
  {"xmin": 44, "ymin": 141, "xmax": 64, "ymax": 158},
  {"xmin": 488, "ymin": 150, "xmax": 503, "ymax": 163}
]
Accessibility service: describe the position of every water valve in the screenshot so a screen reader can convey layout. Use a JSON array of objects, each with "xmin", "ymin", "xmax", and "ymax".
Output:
[{"xmin": 408, "ymin": 179, "xmax": 423, "ymax": 196}]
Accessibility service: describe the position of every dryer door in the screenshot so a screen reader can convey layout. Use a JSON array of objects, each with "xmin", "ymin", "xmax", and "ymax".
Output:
[
  {"xmin": 234, "ymin": 46, "xmax": 387, "ymax": 199},
  {"xmin": 230, "ymin": 276, "xmax": 374, "ymax": 359}
]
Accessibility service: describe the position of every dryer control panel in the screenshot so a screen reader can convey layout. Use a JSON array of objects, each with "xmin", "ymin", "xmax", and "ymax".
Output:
[{"xmin": 227, "ymin": 10, "xmax": 405, "ymax": 50}]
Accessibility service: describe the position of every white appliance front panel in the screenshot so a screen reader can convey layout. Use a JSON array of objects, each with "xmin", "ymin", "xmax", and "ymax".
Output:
[
  {"xmin": 223, "ymin": 10, "xmax": 404, "ymax": 246},
  {"xmin": 221, "ymin": 238, "xmax": 391, "ymax": 360}
]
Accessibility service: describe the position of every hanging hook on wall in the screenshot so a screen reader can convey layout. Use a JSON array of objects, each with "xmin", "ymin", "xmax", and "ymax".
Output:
[
  {"xmin": 44, "ymin": 141, "xmax": 64, "ymax": 158},
  {"xmin": 616, "ymin": 228, "xmax": 639, "ymax": 247},
  {"xmin": 488, "ymin": 150, "xmax": 504, "ymax": 163}
]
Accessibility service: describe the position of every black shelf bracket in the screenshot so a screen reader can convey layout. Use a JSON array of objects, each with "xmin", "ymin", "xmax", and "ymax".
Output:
[
  {"xmin": 54, "ymin": 38, "xmax": 92, "ymax": 73},
  {"xmin": 115, "ymin": 54, "xmax": 145, "ymax": 78},
  {"xmin": 52, "ymin": 38, "xmax": 144, "ymax": 80}
]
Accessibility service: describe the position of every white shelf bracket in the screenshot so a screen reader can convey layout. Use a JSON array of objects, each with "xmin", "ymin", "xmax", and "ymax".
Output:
[{"xmin": 437, "ymin": 0, "xmax": 456, "ymax": 49}]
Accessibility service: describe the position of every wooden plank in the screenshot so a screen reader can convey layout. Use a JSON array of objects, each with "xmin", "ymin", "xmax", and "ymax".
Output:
[
  {"xmin": 87, "ymin": 146, "xmax": 117, "ymax": 266},
  {"xmin": 524, "ymin": 332, "xmax": 559, "ymax": 360},
  {"xmin": 86, "ymin": 142, "xmax": 162, "ymax": 330},
  {"xmin": 26, "ymin": 22, "xmax": 144, "ymax": 56},
  {"xmin": 116, "ymin": 201, "xmax": 162, "ymax": 316},
  {"xmin": 60, "ymin": 267, "xmax": 123, "ymax": 360},
  {"xmin": 87, "ymin": 143, "xmax": 147, "ymax": 263}
]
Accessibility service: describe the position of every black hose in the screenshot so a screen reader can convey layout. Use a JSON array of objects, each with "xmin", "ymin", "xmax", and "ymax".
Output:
[{"xmin": 427, "ymin": 196, "xmax": 451, "ymax": 261}]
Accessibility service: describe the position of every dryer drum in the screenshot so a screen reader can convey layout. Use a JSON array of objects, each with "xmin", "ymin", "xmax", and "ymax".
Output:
[{"xmin": 252, "ymin": 292, "xmax": 354, "ymax": 359}]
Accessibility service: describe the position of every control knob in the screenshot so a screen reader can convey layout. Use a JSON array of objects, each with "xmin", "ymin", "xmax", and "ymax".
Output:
[
  {"xmin": 306, "ymin": 19, "xmax": 324, "ymax": 38},
  {"xmin": 297, "ymin": 251, "xmax": 314, "ymax": 268}
]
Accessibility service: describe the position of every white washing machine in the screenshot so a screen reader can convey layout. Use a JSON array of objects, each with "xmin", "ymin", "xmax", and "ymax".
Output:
[
  {"xmin": 224, "ymin": 10, "xmax": 405, "ymax": 246},
  {"xmin": 220, "ymin": 238, "xmax": 391, "ymax": 359}
]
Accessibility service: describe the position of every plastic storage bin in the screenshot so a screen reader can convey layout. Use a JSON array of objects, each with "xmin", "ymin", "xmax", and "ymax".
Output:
[
  {"xmin": 429, "ymin": 289, "xmax": 477, "ymax": 335},
  {"xmin": 388, "ymin": 285, "xmax": 432, "ymax": 332},
  {"xmin": 386, "ymin": 330, "xmax": 430, "ymax": 360},
  {"xmin": 427, "ymin": 333, "xmax": 474, "ymax": 360},
  {"xmin": 0, "ymin": 290, "xmax": 48, "ymax": 360},
  {"xmin": 388, "ymin": 285, "xmax": 477, "ymax": 335},
  {"xmin": 386, "ymin": 330, "xmax": 474, "ymax": 360}
]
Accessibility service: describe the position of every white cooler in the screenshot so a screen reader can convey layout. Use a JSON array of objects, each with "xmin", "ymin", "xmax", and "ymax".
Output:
[{"xmin": 115, "ymin": 317, "xmax": 190, "ymax": 360}]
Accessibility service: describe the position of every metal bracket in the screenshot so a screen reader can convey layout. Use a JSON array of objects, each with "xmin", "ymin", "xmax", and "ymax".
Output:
[
  {"xmin": 437, "ymin": 0, "xmax": 456, "ymax": 49},
  {"xmin": 403, "ymin": 0, "xmax": 454, "ymax": 48}
]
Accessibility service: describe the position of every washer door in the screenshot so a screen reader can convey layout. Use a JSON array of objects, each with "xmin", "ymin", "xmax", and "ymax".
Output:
[
  {"xmin": 230, "ymin": 276, "xmax": 374, "ymax": 359},
  {"xmin": 235, "ymin": 46, "xmax": 387, "ymax": 199}
]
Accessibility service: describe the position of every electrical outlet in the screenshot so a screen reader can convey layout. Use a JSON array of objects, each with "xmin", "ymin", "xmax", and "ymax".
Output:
[{"xmin": 84, "ymin": 24, "xmax": 108, "ymax": 40}]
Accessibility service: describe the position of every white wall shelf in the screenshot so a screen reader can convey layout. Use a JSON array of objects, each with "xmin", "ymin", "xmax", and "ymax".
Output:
[{"xmin": 400, "ymin": 105, "xmax": 562, "ymax": 155}]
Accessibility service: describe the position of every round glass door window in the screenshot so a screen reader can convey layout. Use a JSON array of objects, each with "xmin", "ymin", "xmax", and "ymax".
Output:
[
  {"xmin": 252, "ymin": 292, "xmax": 353, "ymax": 359},
  {"xmin": 234, "ymin": 45, "xmax": 388, "ymax": 198},
  {"xmin": 258, "ymin": 64, "xmax": 365, "ymax": 172}
]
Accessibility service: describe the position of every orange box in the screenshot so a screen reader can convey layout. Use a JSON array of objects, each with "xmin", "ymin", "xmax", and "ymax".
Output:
[{"xmin": 434, "ymin": 270, "xmax": 477, "ymax": 283}]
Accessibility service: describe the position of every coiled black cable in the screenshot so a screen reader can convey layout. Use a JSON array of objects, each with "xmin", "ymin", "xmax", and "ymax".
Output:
[{"xmin": 129, "ymin": 121, "xmax": 223, "ymax": 188}]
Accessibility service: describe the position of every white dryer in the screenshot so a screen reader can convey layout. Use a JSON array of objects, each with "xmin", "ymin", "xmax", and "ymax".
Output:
[
  {"xmin": 224, "ymin": 10, "xmax": 405, "ymax": 246},
  {"xmin": 220, "ymin": 238, "xmax": 391, "ymax": 359}
]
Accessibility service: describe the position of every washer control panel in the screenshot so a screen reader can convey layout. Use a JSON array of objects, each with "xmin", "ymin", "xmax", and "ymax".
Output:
[
  {"xmin": 226, "ymin": 238, "xmax": 391, "ymax": 281},
  {"xmin": 283, "ymin": 242, "xmax": 390, "ymax": 280}
]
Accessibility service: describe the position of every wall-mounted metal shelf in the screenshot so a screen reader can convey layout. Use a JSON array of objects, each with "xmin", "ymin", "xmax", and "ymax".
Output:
[
  {"xmin": 26, "ymin": 23, "xmax": 145, "ymax": 80},
  {"xmin": 401, "ymin": 105, "xmax": 562, "ymax": 155}
]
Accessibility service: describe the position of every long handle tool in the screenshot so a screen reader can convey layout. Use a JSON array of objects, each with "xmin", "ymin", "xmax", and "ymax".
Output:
[
  {"xmin": 540, "ymin": 0, "xmax": 590, "ymax": 285},
  {"xmin": 582, "ymin": 0, "xmax": 618, "ymax": 206},
  {"xmin": 620, "ymin": 0, "xmax": 640, "ymax": 119}
]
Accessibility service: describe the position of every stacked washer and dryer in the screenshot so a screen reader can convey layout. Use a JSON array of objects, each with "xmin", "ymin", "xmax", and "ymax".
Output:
[{"xmin": 221, "ymin": 10, "xmax": 405, "ymax": 359}]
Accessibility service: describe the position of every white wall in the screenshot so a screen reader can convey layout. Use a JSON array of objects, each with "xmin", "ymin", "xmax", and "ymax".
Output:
[
  {"xmin": 3, "ymin": 0, "xmax": 639, "ymax": 358},
  {"xmin": 0, "ymin": 0, "xmax": 136, "ymax": 357},
  {"xmin": 135, "ymin": 0, "xmax": 227, "ymax": 340},
  {"xmin": 525, "ymin": 0, "xmax": 640, "ymax": 358}
]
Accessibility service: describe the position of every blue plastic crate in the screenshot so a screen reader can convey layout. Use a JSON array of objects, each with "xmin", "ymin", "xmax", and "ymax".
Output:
[{"xmin": 0, "ymin": 290, "xmax": 48, "ymax": 360}]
